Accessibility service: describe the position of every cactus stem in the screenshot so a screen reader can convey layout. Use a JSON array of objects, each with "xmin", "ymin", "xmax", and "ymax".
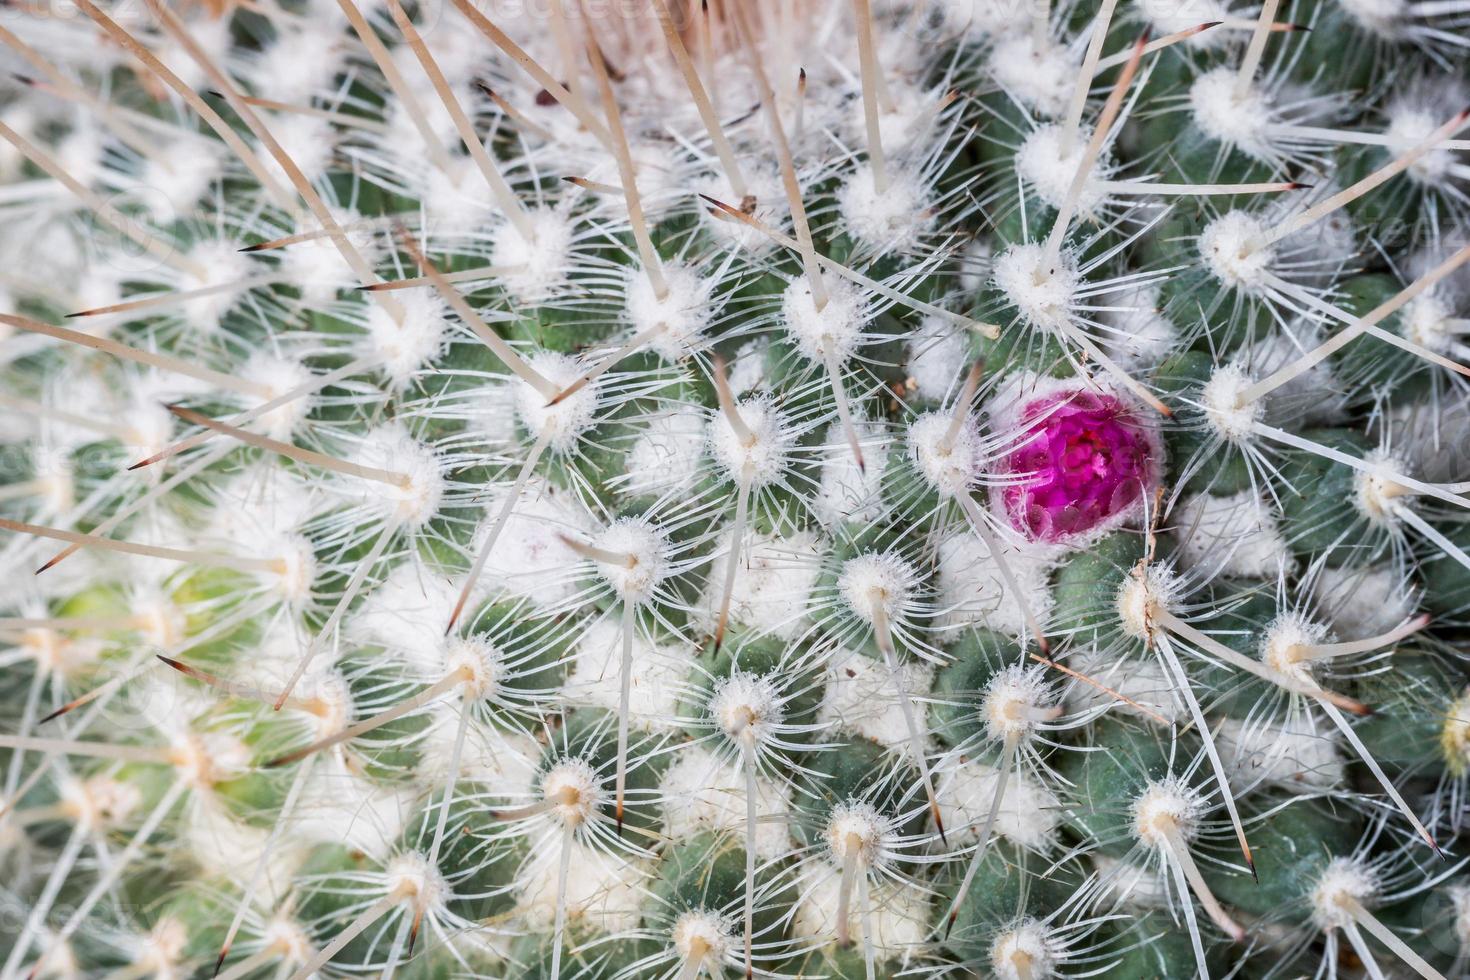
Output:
[
  {"xmin": 165, "ymin": 404, "xmax": 411, "ymax": 488},
  {"xmin": 276, "ymin": 517, "xmax": 400, "ymax": 708},
  {"xmin": 953, "ymin": 491, "xmax": 1050, "ymax": 653},
  {"xmin": 1337, "ymin": 894, "xmax": 1448, "ymax": 980},
  {"xmin": 648, "ymin": 0, "xmax": 748, "ymax": 200},
  {"xmin": 1155, "ymin": 632, "xmax": 1254, "ymax": 872},
  {"xmin": 447, "ymin": 428, "xmax": 555, "ymax": 635},
  {"xmin": 385, "ymin": 0, "xmax": 535, "ymax": 244},
  {"xmin": 267, "ymin": 666, "xmax": 470, "ymax": 766},
  {"xmin": 871, "ymin": 602, "xmax": 945, "ymax": 842},
  {"xmin": 0, "ymin": 315, "xmax": 274, "ymax": 399},
  {"xmin": 128, "ymin": 354, "xmax": 378, "ymax": 471},
  {"xmin": 945, "ymin": 732, "xmax": 1018, "ymax": 937}
]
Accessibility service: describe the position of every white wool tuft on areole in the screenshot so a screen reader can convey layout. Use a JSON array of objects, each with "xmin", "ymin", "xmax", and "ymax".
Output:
[
  {"xmin": 993, "ymin": 243, "xmax": 1081, "ymax": 336},
  {"xmin": 990, "ymin": 920, "xmax": 1061, "ymax": 980},
  {"xmin": 591, "ymin": 517, "xmax": 671, "ymax": 604},
  {"xmin": 1096, "ymin": 282, "xmax": 1178, "ymax": 372},
  {"xmin": 657, "ymin": 744, "xmax": 792, "ymax": 859},
  {"xmin": 836, "ymin": 167, "xmax": 933, "ymax": 252},
  {"xmin": 1172, "ymin": 491, "xmax": 1290, "ymax": 579},
  {"xmin": 781, "ymin": 275, "xmax": 868, "ymax": 365},
  {"xmin": 935, "ymin": 532, "xmax": 1057, "ymax": 640},
  {"xmin": 489, "ymin": 207, "xmax": 576, "ymax": 304},
  {"xmin": 622, "ymin": 403, "xmax": 708, "ymax": 496},
  {"xmin": 1017, "ymin": 123, "xmax": 1111, "ymax": 214},
  {"xmin": 513, "ymin": 351, "xmax": 602, "ymax": 451},
  {"xmin": 989, "ymin": 34, "xmax": 1075, "ymax": 118},
  {"xmin": 1310, "ymin": 858, "xmax": 1380, "ymax": 931},
  {"xmin": 473, "ymin": 477, "xmax": 592, "ymax": 607},
  {"xmin": 792, "ymin": 872, "xmax": 932, "ymax": 952},
  {"xmin": 907, "ymin": 409, "xmax": 983, "ymax": 495},
  {"xmin": 1339, "ymin": 0, "xmax": 1409, "ymax": 39},
  {"xmin": 1216, "ymin": 714, "xmax": 1346, "ymax": 791},
  {"xmin": 1353, "ymin": 448, "xmax": 1414, "ymax": 525},
  {"xmin": 708, "ymin": 393, "xmax": 796, "ymax": 486},
  {"xmin": 695, "ymin": 528, "xmax": 821, "ymax": 640},
  {"xmin": 624, "ymin": 262, "xmax": 715, "ymax": 361},
  {"xmin": 814, "ymin": 421, "xmax": 889, "ymax": 527},
  {"xmin": 1116, "ymin": 563, "xmax": 1185, "ymax": 641},
  {"xmin": 839, "ymin": 552, "xmax": 920, "ymax": 624},
  {"xmin": 1131, "ymin": 777, "xmax": 1204, "ymax": 848},
  {"xmin": 905, "ymin": 317, "xmax": 970, "ymax": 402},
  {"xmin": 1201, "ymin": 362, "xmax": 1266, "ymax": 443},
  {"xmin": 818, "ymin": 649, "xmax": 933, "ymax": 753},
  {"xmin": 1311, "ymin": 564, "xmax": 1420, "ymax": 639},
  {"xmin": 561, "ymin": 619, "xmax": 687, "ymax": 731},
  {"xmin": 933, "ymin": 757, "xmax": 1061, "ymax": 850},
  {"xmin": 351, "ymin": 424, "xmax": 445, "ymax": 528},
  {"xmin": 514, "ymin": 836, "xmax": 648, "ymax": 933},
  {"xmin": 1189, "ymin": 67, "xmax": 1275, "ymax": 159},
  {"xmin": 364, "ymin": 290, "xmax": 451, "ymax": 389},
  {"xmin": 1199, "ymin": 210, "xmax": 1275, "ymax": 293}
]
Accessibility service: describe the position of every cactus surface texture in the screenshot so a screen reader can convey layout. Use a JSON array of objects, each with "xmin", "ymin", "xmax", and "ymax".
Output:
[{"xmin": 5, "ymin": 0, "xmax": 1470, "ymax": 977}]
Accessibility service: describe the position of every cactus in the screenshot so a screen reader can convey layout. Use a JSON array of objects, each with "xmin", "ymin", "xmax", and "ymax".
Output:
[{"xmin": 3, "ymin": 0, "xmax": 1470, "ymax": 977}]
